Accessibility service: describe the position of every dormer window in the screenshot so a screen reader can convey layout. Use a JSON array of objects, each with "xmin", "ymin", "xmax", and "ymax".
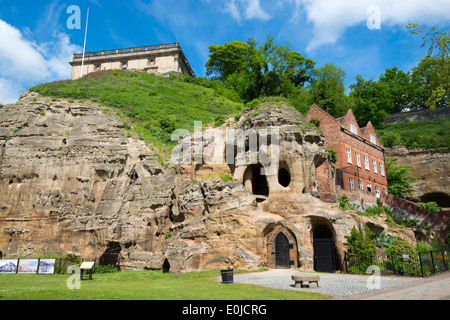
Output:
[
  {"xmin": 370, "ymin": 134, "xmax": 377, "ymax": 145},
  {"xmin": 349, "ymin": 123, "xmax": 357, "ymax": 135}
]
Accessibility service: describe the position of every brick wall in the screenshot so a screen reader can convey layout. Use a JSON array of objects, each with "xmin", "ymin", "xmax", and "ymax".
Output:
[
  {"xmin": 384, "ymin": 194, "xmax": 450, "ymax": 239},
  {"xmin": 306, "ymin": 105, "xmax": 388, "ymax": 204}
]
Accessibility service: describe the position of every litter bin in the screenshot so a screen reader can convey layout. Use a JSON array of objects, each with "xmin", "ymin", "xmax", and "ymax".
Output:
[{"xmin": 221, "ymin": 269, "xmax": 234, "ymax": 284}]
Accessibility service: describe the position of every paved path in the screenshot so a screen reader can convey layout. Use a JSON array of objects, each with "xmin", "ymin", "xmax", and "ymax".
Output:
[{"xmin": 229, "ymin": 269, "xmax": 450, "ymax": 300}]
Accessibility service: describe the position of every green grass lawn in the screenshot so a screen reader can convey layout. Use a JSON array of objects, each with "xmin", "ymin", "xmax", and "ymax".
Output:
[
  {"xmin": 0, "ymin": 270, "xmax": 328, "ymax": 300},
  {"xmin": 30, "ymin": 70, "xmax": 243, "ymax": 153}
]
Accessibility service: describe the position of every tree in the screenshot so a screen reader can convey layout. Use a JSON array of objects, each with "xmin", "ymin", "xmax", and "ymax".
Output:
[
  {"xmin": 349, "ymin": 75, "xmax": 392, "ymax": 128},
  {"xmin": 407, "ymin": 24, "xmax": 449, "ymax": 109},
  {"xmin": 344, "ymin": 225, "xmax": 376, "ymax": 273},
  {"xmin": 386, "ymin": 157, "xmax": 418, "ymax": 198},
  {"xmin": 309, "ymin": 63, "xmax": 348, "ymax": 117},
  {"xmin": 205, "ymin": 36, "xmax": 315, "ymax": 102},
  {"xmin": 379, "ymin": 67, "xmax": 416, "ymax": 113}
]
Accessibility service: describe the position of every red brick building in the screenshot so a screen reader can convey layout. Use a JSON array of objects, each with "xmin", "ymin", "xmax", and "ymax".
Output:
[{"xmin": 306, "ymin": 105, "xmax": 388, "ymax": 205}]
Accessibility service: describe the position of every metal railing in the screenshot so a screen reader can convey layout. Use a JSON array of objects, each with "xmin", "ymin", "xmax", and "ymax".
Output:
[
  {"xmin": 344, "ymin": 248, "xmax": 449, "ymax": 277},
  {"xmin": 73, "ymin": 42, "xmax": 180, "ymax": 59}
]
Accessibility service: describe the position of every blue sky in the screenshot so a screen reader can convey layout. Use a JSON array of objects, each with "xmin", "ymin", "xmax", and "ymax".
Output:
[{"xmin": 0, "ymin": 0, "xmax": 449, "ymax": 104}]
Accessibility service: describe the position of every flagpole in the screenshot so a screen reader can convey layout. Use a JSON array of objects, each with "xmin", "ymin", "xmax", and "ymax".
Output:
[{"xmin": 80, "ymin": 7, "xmax": 90, "ymax": 78}]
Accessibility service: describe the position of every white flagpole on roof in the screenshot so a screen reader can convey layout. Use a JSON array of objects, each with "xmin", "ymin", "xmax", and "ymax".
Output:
[{"xmin": 80, "ymin": 7, "xmax": 90, "ymax": 78}]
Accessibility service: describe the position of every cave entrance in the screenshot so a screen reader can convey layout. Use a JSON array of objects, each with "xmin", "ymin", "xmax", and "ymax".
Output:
[
  {"xmin": 162, "ymin": 258, "xmax": 171, "ymax": 273},
  {"xmin": 420, "ymin": 192, "xmax": 450, "ymax": 208},
  {"xmin": 99, "ymin": 242, "xmax": 121, "ymax": 270},
  {"xmin": 313, "ymin": 224, "xmax": 339, "ymax": 273},
  {"xmin": 278, "ymin": 167, "xmax": 291, "ymax": 188},
  {"xmin": 244, "ymin": 164, "xmax": 269, "ymax": 202}
]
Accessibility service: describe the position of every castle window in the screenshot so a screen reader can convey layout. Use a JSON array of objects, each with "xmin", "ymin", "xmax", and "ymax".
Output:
[
  {"xmin": 370, "ymin": 134, "xmax": 377, "ymax": 145},
  {"xmin": 364, "ymin": 155, "xmax": 370, "ymax": 171},
  {"xmin": 383, "ymin": 188, "xmax": 387, "ymax": 195},
  {"xmin": 367, "ymin": 183, "xmax": 372, "ymax": 192},
  {"xmin": 372, "ymin": 159, "xmax": 378, "ymax": 174},
  {"xmin": 346, "ymin": 147, "xmax": 352, "ymax": 164},
  {"xmin": 349, "ymin": 123, "xmax": 357, "ymax": 135}
]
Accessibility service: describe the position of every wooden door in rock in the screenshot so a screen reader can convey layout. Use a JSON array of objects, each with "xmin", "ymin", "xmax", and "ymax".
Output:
[{"xmin": 275, "ymin": 233, "xmax": 290, "ymax": 269}]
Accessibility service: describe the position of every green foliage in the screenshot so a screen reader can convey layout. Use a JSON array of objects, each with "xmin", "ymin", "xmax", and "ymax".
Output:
[
  {"xmin": 338, "ymin": 195, "xmax": 354, "ymax": 210},
  {"xmin": 327, "ymin": 148, "xmax": 337, "ymax": 164},
  {"xmin": 219, "ymin": 172, "xmax": 234, "ymax": 183},
  {"xmin": 309, "ymin": 63, "xmax": 348, "ymax": 118},
  {"xmin": 206, "ymin": 35, "xmax": 315, "ymax": 103},
  {"xmin": 344, "ymin": 225, "xmax": 377, "ymax": 273},
  {"xmin": 94, "ymin": 265, "xmax": 119, "ymax": 274},
  {"xmin": 385, "ymin": 238, "xmax": 421, "ymax": 275},
  {"xmin": 30, "ymin": 70, "xmax": 243, "ymax": 155},
  {"xmin": 385, "ymin": 157, "xmax": 419, "ymax": 198},
  {"xmin": 349, "ymin": 75, "xmax": 391, "ymax": 128},
  {"xmin": 377, "ymin": 117, "xmax": 450, "ymax": 149},
  {"xmin": 418, "ymin": 202, "xmax": 442, "ymax": 212},
  {"xmin": 407, "ymin": 24, "xmax": 449, "ymax": 109},
  {"xmin": 376, "ymin": 232, "xmax": 396, "ymax": 248}
]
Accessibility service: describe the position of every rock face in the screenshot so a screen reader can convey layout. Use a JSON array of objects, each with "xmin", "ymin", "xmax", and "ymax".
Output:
[
  {"xmin": 0, "ymin": 92, "xmax": 173, "ymax": 269},
  {"xmin": 0, "ymin": 95, "xmax": 418, "ymax": 272},
  {"xmin": 385, "ymin": 146, "xmax": 450, "ymax": 208}
]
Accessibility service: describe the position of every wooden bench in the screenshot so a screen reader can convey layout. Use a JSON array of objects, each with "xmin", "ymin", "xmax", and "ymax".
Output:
[{"xmin": 292, "ymin": 275, "xmax": 320, "ymax": 288}]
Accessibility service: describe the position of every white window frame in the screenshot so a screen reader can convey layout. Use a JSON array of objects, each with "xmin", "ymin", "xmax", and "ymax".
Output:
[
  {"xmin": 375, "ymin": 186, "xmax": 381, "ymax": 198},
  {"xmin": 370, "ymin": 134, "xmax": 377, "ymax": 145},
  {"xmin": 350, "ymin": 123, "xmax": 357, "ymax": 135},
  {"xmin": 383, "ymin": 188, "xmax": 387, "ymax": 195},
  {"xmin": 346, "ymin": 147, "xmax": 352, "ymax": 164},
  {"xmin": 358, "ymin": 180, "xmax": 364, "ymax": 190},
  {"xmin": 372, "ymin": 159, "xmax": 378, "ymax": 174},
  {"xmin": 364, "ymin": 155, "xmax": 370, "ymax": 171},
  {"xmin": 367, "ymin": 183, "xmax": 372, "ymax": 193},
  {"xmin": 380, "ymin": 162, "xmax": 385, "ymax": 177},
  {"xmin": 349, "ymin": 178, "xmax": 355, "ymax": 190},
  {"xmin": 355, "ymin": 151, "xmax": 361, "ymax": 168}
]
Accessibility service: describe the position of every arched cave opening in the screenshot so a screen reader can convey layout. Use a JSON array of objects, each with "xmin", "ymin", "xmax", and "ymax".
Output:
[
  {"xmin": 244, "ymin": 164, "xmax": 269, "ymax": 201},
  {"xmin": 278, "ymin": 167, "xmax": 291, "ymax": 188},
  {"xmin": 162, "ymin": 258, "xmax": 171, "ymax": 273},
  {"xmin": 99, "ymin": 242, "xmax": 121, "ymax": 269},
  {"xmin": 420, "ymin": 192, "xmax": 450, "ymax": 208},
  {"xmin": 312, "ymin": 223, "xmax": 339, "ymax": 273}
]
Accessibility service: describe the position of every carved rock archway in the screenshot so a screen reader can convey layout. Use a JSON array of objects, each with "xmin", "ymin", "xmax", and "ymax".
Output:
[{"xmin": 265, "ymin": 225, "xmax": 298, "ymax": 269}]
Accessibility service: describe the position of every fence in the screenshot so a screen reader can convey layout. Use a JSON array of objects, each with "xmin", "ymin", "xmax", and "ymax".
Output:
[{"xmin": 344, "ymin": 248, "xmax": 449, "ymax": 277}]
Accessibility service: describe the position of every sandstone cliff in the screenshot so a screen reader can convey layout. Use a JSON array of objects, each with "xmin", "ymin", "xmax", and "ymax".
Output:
[
  {"xmin": 0, "ymin": 94, "xmax": 418, "ymax": 272},
  {"xmin": 385, "ymin": 146, "xmax": 450, "ymax": 208}
]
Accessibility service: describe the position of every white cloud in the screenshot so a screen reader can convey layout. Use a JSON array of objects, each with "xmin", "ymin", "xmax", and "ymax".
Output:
[
  {"xmin": 223, "ymin": 0, "xmax": 272, "ymax": 22},
  {"xmin": 0, "ymin": 19, "xmax": 81, "ymax": 103},
  {"xmin": 294, "ymin": 0, "xmax": 450, "ymax": 52}
]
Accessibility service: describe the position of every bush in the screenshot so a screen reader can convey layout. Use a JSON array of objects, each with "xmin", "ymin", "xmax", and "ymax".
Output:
[
  {"xmin": 344, "ymin": 225, "xmax": 376, "ymax": 273},
  {"xmin": 338, "ymin": 195, "xmax": 354, "ymax": 210},
  {"xmin": 418, "ymin": 202, "xmax": 442, "ymax": 212},
  {"xmin": 328, "ymin": 148, "xmax": 337, "ymax": 164},
  {"xmin": 385, "ymin": 238, "xmax": 421, "ymax": 276}
]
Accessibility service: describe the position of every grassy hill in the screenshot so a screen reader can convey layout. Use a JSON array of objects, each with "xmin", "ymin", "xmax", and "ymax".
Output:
[
  {"xmin": 30, "ymin": 70, "xmax": 243, "ymax": 152},
  {"xmin": 376, "ymin": 116, "xmax": 450, "ymax": 151}
]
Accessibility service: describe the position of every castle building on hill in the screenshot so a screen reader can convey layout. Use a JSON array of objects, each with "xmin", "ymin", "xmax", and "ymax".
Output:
[
  {"xmin": 306, "ymin": 105, "xmax": 389, "ymax": 206},
  {"xmin": 69, "ymin": 42, "xmax": 195, "ymax": 80}
]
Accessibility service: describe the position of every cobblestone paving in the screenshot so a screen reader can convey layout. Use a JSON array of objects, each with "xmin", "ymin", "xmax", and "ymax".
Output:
[{"xmin": 230, "ymin": 269, "xmax": 418, "ymax": 298}]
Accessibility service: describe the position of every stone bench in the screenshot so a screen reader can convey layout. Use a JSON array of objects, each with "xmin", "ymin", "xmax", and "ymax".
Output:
[{"xmin": 292, "ymin": 275, "xmax": 320, "ymax": 288}]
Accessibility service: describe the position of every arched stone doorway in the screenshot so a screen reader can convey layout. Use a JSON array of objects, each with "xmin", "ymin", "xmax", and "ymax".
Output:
[
  {"xmin": 312, "ymin": 223, "xmax": 339, "ymax": 273},
  {"xmin": 265, "ymin": 225, "xmax": 298, "ymax": 269}
]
